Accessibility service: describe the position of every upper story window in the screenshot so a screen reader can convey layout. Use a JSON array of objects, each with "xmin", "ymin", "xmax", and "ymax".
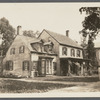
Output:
[
  {"xmin": 10, "ymin": 48, "xmax": 15, "ymax": 55},
  {"xmin": 23, "ymin": 61, "xmax": 29, "ymax": 71},
  {"xmin": 71, "ymin": 49, "xmax": 75, "ymax": 57},
  {"xmin": 19, "ymin": 46, "xmax": 25, "ymax": 53},
  {"xmin": 77, "ymin": 50, "xmax": 81, "ymax": 57},
  {"xmin": 44, "ymin": 42, "xmax": 54, "ymax": 53},
  {"xmin": 48, "ymin": 44, "xmax": 53, "ymax": 52},
  {"xmin": 62, "ymin": 47, "xmax": 67, "ymax": 55},
  {"xmin": 6, "ymin": 61, "xmax": 13, "ymax": 71}
]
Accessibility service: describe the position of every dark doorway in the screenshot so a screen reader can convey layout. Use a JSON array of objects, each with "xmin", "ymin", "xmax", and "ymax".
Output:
[{"xmin": 60, "ymin": 59, "xmax": 68, "ymax": 76}]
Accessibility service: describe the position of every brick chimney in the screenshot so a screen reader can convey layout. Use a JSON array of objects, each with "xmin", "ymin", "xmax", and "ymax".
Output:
[
  {"xmin": 17, "ymin": 26, "xmax": 23, "ymax": 35},
  {"xmin": 66, "ymin": 30, "xmax": 69, "ymax": 37}
]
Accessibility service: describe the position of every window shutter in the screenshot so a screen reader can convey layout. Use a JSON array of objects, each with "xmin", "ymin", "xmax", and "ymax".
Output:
[
  {"xmin": 13, "ymin": 48, "xmax": 15, "ymax": 54},
  {"xmin": 11, "ymin": 61, "xmax": 13, "ymax": 70},
  {"xmin": 70, "ymin": 49, "xmax": 72, "ymax": 56},
  {"xmin": 23, "ymin": 46, "xmax": 25, "ymax": 53},
  {"xmin": 27, "ymin": 61, "xmax": 29, "ymax": 70},
  {"xmin": 19, "ymin": 47, "xmax": 21, "ymax": 53},
  {"xmin": 6, "ymin": 61, "xmax": 8, "ymax": 70},
  {"xmin": 23, "ymin": 61, "xmax": 24, "ymax": 70},
  {"xmin": 10, "ymin": 49, "xmax": 12, "ymax": 55}
]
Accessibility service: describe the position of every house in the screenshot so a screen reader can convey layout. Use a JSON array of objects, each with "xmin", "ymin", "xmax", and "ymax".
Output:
[
  {"xmin": 3, "ymin": 26, "xmax": 87, "ymax": 77},
  {"xmin": 3, "ymin": 26, "xmax": 57, "ymax": 77},
  {"xmin": 38, "ymin": 29, "xmax": 85, "ymax": 76},
  {"xmin": 0, "ymin": 50, "xmax": 4, "ymax": 76}
]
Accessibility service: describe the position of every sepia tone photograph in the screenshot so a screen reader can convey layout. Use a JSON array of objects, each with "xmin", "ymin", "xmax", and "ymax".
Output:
[{"xmin": 0, "ymin": 2, "xmax": 100, "ymax": 97}]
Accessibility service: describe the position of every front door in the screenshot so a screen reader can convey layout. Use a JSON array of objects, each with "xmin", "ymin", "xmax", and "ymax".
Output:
[
  {"xmin": 46, "ymin": 59, "xmax": 52, "ymax": 75},
  {"xmin": 40, "ymin": 59, "xmax": 46, "ymax": 76}
]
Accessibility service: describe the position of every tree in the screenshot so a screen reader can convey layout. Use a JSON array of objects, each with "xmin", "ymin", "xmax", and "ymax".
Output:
[
  {"xmin": 79, "ymin": 7, "xmax": 100, "ymax": 67},
  {"xmin": 23, "ymin": 30, "xmax": 35, "ymax": 37},
  {"xmin": 0, "ymin": 17, "xmax": 15, "ymax": 55},
  {"xmin": 23, "ymin": 30, "xmax": 40, "ymax": 38}
]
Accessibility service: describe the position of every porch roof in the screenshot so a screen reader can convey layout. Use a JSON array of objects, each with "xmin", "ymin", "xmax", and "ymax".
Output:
[{"xmin": 60, "ymin": 57, "xmax": 91, "ymax": 62}]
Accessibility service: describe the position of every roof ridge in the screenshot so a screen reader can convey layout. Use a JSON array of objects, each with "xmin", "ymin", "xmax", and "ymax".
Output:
[
  {"xmin": 45, "ymin": 29, "xmax": 66, "ymax": 37},
  {"xmin": 44, "ymin": 29, "xmax": 82, "ymax": 49},
  {"xmin": 45, "ymin": 29, "xmax": 78, "ymax": 43}
]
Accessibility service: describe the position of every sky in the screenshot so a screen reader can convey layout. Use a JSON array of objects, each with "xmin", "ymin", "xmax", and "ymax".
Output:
[{"xmin": 0, "ymin": 3, "xmax": 100, "ymax": 44}]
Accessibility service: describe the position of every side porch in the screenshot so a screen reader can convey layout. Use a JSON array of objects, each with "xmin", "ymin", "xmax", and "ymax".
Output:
[{"xmin": 60, "ymin": 58, "xmax": 91, "ymax": 76}]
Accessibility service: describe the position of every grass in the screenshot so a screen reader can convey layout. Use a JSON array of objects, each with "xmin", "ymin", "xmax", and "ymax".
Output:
[
  {"xmin": 0, "ymin": 79, "xmax": 76, "ymax": 93},
  {"xmin": 44, "ymin": 76, "xmax": 99, "ymax": 82}
]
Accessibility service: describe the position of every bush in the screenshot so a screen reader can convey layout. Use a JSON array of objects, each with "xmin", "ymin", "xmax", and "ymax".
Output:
[{"xmin": 0, "ymin": 73, "xmax": 22, "ymax": 79}]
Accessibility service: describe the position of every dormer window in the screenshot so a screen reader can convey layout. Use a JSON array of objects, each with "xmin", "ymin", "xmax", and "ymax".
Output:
[
  {"xmin": 48, "ymin": 44, "xmax": 53, "ymax": 52},
  {"xmin": 77, "ymin": 50, "xmax": 80, "ymax": 57},
  {"xmin": 71, "ymin": 49, "xmax": 75, "ymax": 57},
  {"xmin": 44, "ymin": 41, "xmax": 54, "ymax": 53},
  {"xmin": 48, "ymin": 37, "xmax": 51, "ymax": 42},
  {"xmin": 10, "ymin": 48, "xmax": 15, "ymax": 55},
  {"xmin": 62, "ymin": 47, "xmax": 67, "ymax": 55},
  {"xmin": 19, "ymin": 46, "xmax": 24, "ymax": 53}
]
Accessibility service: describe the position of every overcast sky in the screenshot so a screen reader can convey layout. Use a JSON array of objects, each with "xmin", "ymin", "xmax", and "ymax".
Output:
[{"xmin": 0, "ymin": 3, "xmax": 100, "ymax": 43}]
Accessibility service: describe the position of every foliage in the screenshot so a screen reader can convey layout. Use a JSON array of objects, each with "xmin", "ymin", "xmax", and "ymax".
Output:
[
  {"xmin": 79, "ymin": 7, "xmax": 100, "ymax": 41},
  {"xmin": 79, "ymin": 7, "xmax": 100, "ymax": 63},
  {"xmin": 23, "ymin": 30, "xmax": 40, "ymax": 38},
  {"xmin": 0, "ymin": 17, "xmax": 15, "ymax": 55}
]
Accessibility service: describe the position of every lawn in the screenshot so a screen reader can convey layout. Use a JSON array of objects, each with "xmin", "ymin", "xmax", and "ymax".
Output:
[
  {"xmin": 44, "ymin": 76, "xmax": 99, "ymax": 82},
  {"xmin": 27, "ymin": 76, "xmax": 99, "ymax": 82},
  {"xmin": 0, "ymin": 79, "xmax": 76, "ymax": 93}
]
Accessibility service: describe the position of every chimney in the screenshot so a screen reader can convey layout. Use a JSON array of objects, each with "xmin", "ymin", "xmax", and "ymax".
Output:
[
  {"xmin": 17, "ymin": 26, "xmax": 23, "ymax": 35},
  {"xmin": 66, "ymin": 30, "xmax": 69, "ymax": 37}
]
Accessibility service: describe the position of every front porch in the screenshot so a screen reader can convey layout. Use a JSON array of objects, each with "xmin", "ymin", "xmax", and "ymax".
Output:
[
  {"xmin": 30, "ymin": 56, "xmax": 55, "ymax": 77},
  {"xmin": 60, "ymin": 58, "xmax": 91, "ymax": 76}
]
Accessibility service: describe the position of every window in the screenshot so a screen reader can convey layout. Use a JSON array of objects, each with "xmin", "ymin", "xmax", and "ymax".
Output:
[
  {"xmin": 23, "ymin": 61, "xmax": 29, "ymax": 71},
  {"xmin": 62, "ymin": 47, "xmax": 67, "ymax": 55},
  {"xmin": 32, "ymin": 61, "xmax": 38, "ymax": 70},
  {"xmin": 10, "ymin": 48, "xmax": 15, "ymax": 55},
  {"xmin": 41, "ymin": 60, "xmax": 45, "ymax": 74},
  {"xmin": 71, "ymin": 49, "xmax": 75, "ymax": 57},
  {"xmin": 77, "ymin": 50, "xmax": 81, "ymax": 57},
  {"xmin": 6, "ymin": 61, "xmax": 13, "ymax": 71},
  {"xmin": 19, "ymin": 46, "xmax": 24, "ymax": 53},
  {"xmin": 49, "ymin": 45, "xmax": 53, "ymax": 52}
]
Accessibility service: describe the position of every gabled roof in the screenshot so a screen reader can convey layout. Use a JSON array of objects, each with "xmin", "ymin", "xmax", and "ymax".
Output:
[
  {"xmin": 18, "ymin": 35, "xmax": 37, "ymax": 52},
  {"xmin": 44, "ymin": 41, "xmax": 53, "ymax": 46},
  {"xmin": 17, "ymin": 35, "xmax": 56, "ymax": 55},
  {"xmin": 39, "ymin": 29, "xmax": 82, "ymax": 49}
]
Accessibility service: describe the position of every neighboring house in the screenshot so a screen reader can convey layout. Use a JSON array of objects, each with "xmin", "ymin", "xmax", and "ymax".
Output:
[
  {"xmin": 95, "ymin": 43, "xmax": 100, "ymax": 67},
  {"xmin": 0, "ymin": 50, "xmax": 4, "ymax": 76},
  {"xmin": 38, "ymin": 29, "xmax": 84, "ymax": 76},
  {"xmin": 3, "ymin": 26, "xmax": 56, "ymax": 77}
]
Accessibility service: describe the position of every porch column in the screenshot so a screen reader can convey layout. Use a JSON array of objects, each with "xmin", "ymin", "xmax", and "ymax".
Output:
[
  {"xmin": 68, "ymin": 60, "xmax": 71, "ymax": 76},
  {"xmin": 81, "ymin": 63, "xmax": 84, "ymax": 76}
]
